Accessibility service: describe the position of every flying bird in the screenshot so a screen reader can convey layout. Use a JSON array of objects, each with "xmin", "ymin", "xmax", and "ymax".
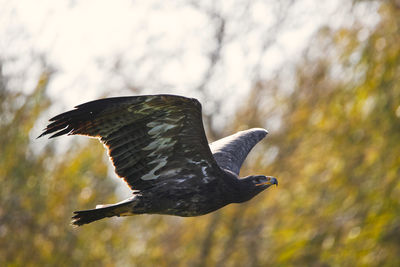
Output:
[{"xmin": 39, "ymin": 94, "xmax": 277, "ymax": 226}]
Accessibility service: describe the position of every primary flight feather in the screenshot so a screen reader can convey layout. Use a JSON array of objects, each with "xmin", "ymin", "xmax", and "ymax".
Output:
[{"xmin": 39, "ymin": 94, "xmax": 277, "ymax": 226}]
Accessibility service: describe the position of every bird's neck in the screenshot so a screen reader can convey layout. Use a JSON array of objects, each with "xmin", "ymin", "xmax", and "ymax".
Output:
[
  {"xmin": 221, "ymin": 171, "xmax": 260, "ymax": 203},
  {"xmin": 235, "ymin": 178, "xmax": 260, "ymax": 203}
]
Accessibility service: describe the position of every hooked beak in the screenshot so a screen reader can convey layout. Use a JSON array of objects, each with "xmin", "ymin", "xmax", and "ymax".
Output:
[{"xmin": 256, "ymin": 177, "xmax": 278, "ymax": 187}]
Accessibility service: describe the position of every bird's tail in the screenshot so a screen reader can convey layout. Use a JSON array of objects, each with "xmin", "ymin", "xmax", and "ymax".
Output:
[{"xmin": 71, "ymin": 200, "xmax": 134, "ymax": 227}]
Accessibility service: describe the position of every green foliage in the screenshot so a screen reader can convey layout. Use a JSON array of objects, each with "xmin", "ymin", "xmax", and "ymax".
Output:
[
  {"xmin": 0, "ymin": 71, "xmax": 134, "ymax": 265},
  {"xmin": 1, "ymin": 1, "xmax": 399, "ymax": 266},
  {"xmin": 232, "ymin": 2, "xmax": 400, "ymax": 266}
]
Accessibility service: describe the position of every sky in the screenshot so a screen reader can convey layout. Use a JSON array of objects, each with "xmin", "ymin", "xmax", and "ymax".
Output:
[
  {"xmin": 1, "ymin": 0, "xmax": 382, "ymax": 139},
  {"xmin": 1, "ymin": 0, "xmax": 380, "ymax": 197},
  {"xmin": 1, "ymin": 0, "xmax": 354, "ymax": 110}
]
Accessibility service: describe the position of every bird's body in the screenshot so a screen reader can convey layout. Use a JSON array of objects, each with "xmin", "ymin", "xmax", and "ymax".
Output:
[
  {"xmin": 120, "ymin": 178, "xmax": 229, "ymax": 217},
  {"xmin": 39, "ymin": 94, "xmax": 277, "ymax": 226}
]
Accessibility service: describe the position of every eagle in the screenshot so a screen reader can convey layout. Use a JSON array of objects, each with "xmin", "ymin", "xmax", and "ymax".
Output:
[{"xmin": 39, "ymin": 94, "xmax": 277, "ymax": 226}]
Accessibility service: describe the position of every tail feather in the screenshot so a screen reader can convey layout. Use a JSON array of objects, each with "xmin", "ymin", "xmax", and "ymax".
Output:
[{"xmin": 72, "ymin": 201, "xmax": 133, "ymax": 226}]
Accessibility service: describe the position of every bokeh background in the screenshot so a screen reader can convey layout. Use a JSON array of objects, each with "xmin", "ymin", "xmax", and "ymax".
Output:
[{"xmin": 1, "ymin": 0, "xmax": 399, "ymax": 266}]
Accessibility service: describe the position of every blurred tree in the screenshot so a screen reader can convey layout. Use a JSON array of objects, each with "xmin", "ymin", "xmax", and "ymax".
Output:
[
  {"xmin": 1, "ymin": 0, "xmax": 399, "ymax": 266},
  {"xmin": 225, "ymin": 1, "xmax": 400, "ymax": 266},
  {"xmin": 0, "ymin": 64, "xmax": 142, "ymax": 266}
]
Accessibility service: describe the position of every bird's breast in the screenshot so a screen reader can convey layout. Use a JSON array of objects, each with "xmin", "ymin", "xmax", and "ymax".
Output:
[{"xmin": 136, "ymin": 184, "xmax": 230, "ymax": 217}]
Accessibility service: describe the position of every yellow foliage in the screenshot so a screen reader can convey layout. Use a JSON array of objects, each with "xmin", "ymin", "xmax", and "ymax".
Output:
[{"xmin": 1, "ymin": 1, "xmax": 399, "ymax": 266}]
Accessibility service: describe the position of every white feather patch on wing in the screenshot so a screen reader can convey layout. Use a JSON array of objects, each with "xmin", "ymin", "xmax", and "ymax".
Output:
[
  {"xmin": 141, "ymin": 157, "xmax": 168, "ymax": 180},
  {"xmin": 140, "ymin": 120, "xmax": 181, "ymax": 181},
  {"xmin": 147, "ymin": 122, "xmax": 177, "ymax": 135},
  {"xmin": 143, "ymin": 137, "xmax": 177, "ymax": 155}
]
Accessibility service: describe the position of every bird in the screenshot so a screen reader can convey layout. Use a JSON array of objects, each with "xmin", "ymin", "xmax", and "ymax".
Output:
[{"xmin": 38, "ymin": 94, "xmax": 277, "ymax": 226}]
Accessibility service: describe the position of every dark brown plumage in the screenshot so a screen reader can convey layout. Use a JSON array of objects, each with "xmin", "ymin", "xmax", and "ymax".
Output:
[{"xmin": 39, "ymin": 94, "xmax": 277, "ymax": 226}]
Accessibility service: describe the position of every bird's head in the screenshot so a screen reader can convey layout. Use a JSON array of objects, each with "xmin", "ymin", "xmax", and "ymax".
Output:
[{"xmin": 236, "ymin": 175, "xmax": 278, "ymax": 203}]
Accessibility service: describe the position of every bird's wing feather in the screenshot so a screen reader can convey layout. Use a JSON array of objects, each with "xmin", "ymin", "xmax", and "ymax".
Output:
[
  {"xmin": 209, "ymin": 128, "xmax": 268, "ymax": 175},
  {"xmin": 39, "ymin": 95, "xmax": 222, "ymax": 190}
]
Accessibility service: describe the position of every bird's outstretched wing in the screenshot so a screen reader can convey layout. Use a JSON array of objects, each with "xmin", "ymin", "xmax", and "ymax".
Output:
[
  {"xmin": 209, "ymin": 128, "xmax": 268, "ymax": 175},
  {"xmin": 39, "ymin": 95, "xmax": 222, "ymax": 190}
]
